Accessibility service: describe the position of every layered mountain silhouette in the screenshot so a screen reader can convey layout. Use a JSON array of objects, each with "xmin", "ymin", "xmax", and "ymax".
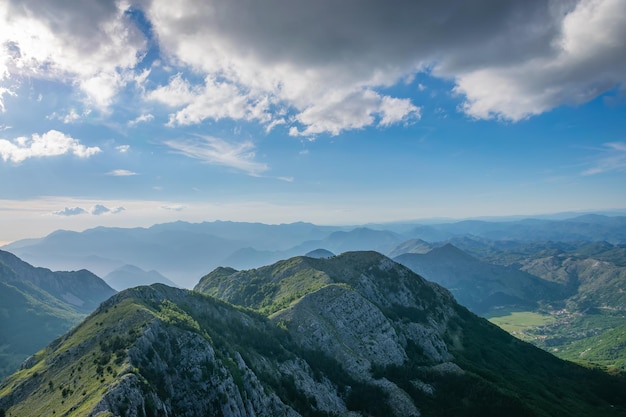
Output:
[
  {"xmin": 0, "ymin": 250, "xmax": 115, "ymax": 380},
  {"xmin": 4, "ymin": 215, "xmax": 625, "ymax": 289},
  {"xmin": 394, "ymin": 244, "xmax": 565, "ymax": 314},
  {"xmin": 103, "ymin": 264, "xmax": 178, "ymax": 291}
]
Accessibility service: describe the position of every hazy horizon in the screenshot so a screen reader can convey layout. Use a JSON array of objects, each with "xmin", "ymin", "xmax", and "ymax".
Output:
[
  {"xmin": 3, "ymin": 208, "xmax": 626, "ymax": 248},
  {"xmin": 2, "ymin": 1, "xmax": 625, "ymax": 245}
]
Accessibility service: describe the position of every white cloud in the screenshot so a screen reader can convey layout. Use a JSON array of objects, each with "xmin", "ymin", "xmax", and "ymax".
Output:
[
  {"xmin": 583, "ymin": 142, "xmax": 626, "ymax": 175},
  {"xmin": 107, "ymin": 169, "xmax": 138, "ymax": 176},
  {"xmin": 378, "ymin": 96, "xmax": 421, "ymax": 127},
  {"xmin": 0, "ymin": 0, "xmax": 146, "ymax": 111},
  {"xmin": 46, "ymin": 109, "xmax": 92, "ymax": 124},
  {"xmin": 116, "ymin": 145, "xmax": 130, "ymax": 153},
  {"xmin": 450, "ymin": 0, "xmax": 626, "ymax": 121},
  {"xmin": 161, "ymin": 205, "xmax": 185, "ymax": 211},
  {"xmin": 63, "ymin": 110, "xmax": 82, "ymax": 124},
  {"xmin": 90, "ymin": 204, "xmax": 125, "ymax": 215},
  {"xmin": 144, "ymin": 0, "xmax": 626, "ymax": 129},
  {"xmin": 53, "ymin": 206, "xmax": 87, "ymax": 216},
  {"xmin": 0, "ymin": 130, "xmax": 101, "ymax": 163},
  {"xmin": 0, "ymin": 87, "xmax": 16, "ymax": 112},
  {"xmin": 2, "ymin": 0, "xmax": 624, "ymax": 131},
  {"xmin": 90, "ymin": 204, "xmax": 110, "ymax": 215},
  {"xmin": 128, "ymin": 113, "xmax": 154, "ymax": 126},
  {"xmin": 289, "ymin": 90, "xmax": 420, "ymax": 137},
  {"xmin": 147, "ymin": 74, "xmax": 271, "ymax": 126},
  {"xmin": 164, "ymin": 135, "xmax": 268, "ymax": 176},
  {"xmin": 53, "ymin": 204, "xmax": 126, "ymax": 216}
]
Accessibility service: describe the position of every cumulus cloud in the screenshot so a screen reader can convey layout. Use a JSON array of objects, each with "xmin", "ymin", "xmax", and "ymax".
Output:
[
  {"xmin": 144, "ymin": 0, "xmax": 626, "ymax": 127},
  {"xmin": 147, "ymin": 74, "xmax": 272, "ymax": 126},
  {"xmin": 53, "ymin": 207, "xmax": 87, "ymax": 216},
  {"xmin": 2, "ymin": 0, "xmax": 625, "ymax": 131},
  {"xmin": 107, "ymin": 169, "xmax": 138, "ymax": 176},
  {"xmin": 115, "ymin": 145, "xmax": 130, "ymax": 153},
  {"xmin": 164, "ymin": 135, "xmax": 268, "ymax": 176},
  {"xmin": 583, "ymin": 142, "xmax": 626, "ymax": 175},
  {"xmin": 0, "ymin": 0, "xmax": 146, "ymax": 110},
  {"xmin": 452, "ymin": 0, "xmax": 626, "ymax": 121},
  {"xmin": 0, "ymin": 130, "xmax": 101, "ymax": 163}
]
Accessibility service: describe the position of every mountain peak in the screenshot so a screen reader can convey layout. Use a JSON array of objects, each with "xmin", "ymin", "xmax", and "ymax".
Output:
[
  {"xmin": 3, "ymin": 252, "xmax": 626, "ymax": 417},
  {"xmin": 427, "ymin": 243, "xmax": 477, "ymax": 262},
  {"xmin": 304, "ymin": 248, "xmax": 335, "ymax": 258}
]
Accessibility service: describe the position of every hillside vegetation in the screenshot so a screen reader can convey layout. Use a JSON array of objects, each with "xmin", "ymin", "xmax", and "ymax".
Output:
[
  {"xmin": 0, "ymin": 251, "xmax": 115, "ymax": 380},
  {"xmin": 2, "ymin": 253, "xmax": 625, "ymax": 416}
]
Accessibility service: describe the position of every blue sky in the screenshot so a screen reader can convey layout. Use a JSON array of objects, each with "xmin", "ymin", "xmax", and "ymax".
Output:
[{"xmin": 1, "ymin": 0, "xmax": 625, "ymax": 244}]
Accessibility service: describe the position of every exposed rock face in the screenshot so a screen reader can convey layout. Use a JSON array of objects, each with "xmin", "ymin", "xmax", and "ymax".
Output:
[
  {"xmin": 91, "ymin": 321, "xmax": 299, "ymax": 417},
  {"xmin": 2, "ymin": 252, "xmax": 626, "ymax": 417},
  {"xmin": 521, "ymin": 255, "xmax": 626, "ymax": 310}
]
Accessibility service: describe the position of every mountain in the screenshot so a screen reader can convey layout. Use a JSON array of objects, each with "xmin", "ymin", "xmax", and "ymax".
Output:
[
  {"xmin": 386, "ymin": 238, "xmax": 434, "ymax": 258},
  {"xmin": 2, "ymin": 225, "xmax": 245, "ymax": 288},
  {"xmin": 406, "ymin": 215, "xmax": 626, "ymax": 243},
  {"xmin": 103, "ymin": 265, "xmax": 178, "ymax": 291},
  {"xmin": 394, "ymin": 244, "xmax": 565, "ymax": 314},
  {"xmin": 520, "ymin": 254, "xmax": 626, "ymax": 312},
  {"xmin": 0, "ymin": 250, "xmax": 115, "ymax": 380},
  {"xmin": 304, "ymin": 248, "xmax": 335, "ymax": 258},
  {"xmin": 5, "ymin": 215, "xmax": 626, "ymax": 289},
  {"xmin": 219, "ymin": 247, "xmax": 288, "ymax": 270},
  {"xmin": 0, "ymin": 250, "xmax": 114, "ymax": 314},
  {"xmin": 313, "ymin": 227, "xmax": 404, "ymax": 253},
  {"xmin": 557, "ymin": 323, "xmax": 626, "ymax": 369},
  {"xmin": 2, "ymin": 222, "xmax": 347, "ymax": 288},
  {"xmin": 2, "ymin": 252, "xmax": 625, "ymax": 416}
]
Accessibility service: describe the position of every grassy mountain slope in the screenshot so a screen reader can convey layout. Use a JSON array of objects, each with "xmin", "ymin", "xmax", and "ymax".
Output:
[
  {"xmin": 2, "ymin": 252, "xmax": 626, "ymax": 416},
  {"xmin": 557, "ymin": 322, "xmax": 626, "ymax": 370},
  {"xmin": 0, "ymin": 251, "xmax": 115, "ymax": 381},
  {"xmin": 196, "ymin": 252, "xmax": 626, "ymax": 416},
  {"xmin": 521, "ymin": 254, "xmax": 626, "ymax": 311}
]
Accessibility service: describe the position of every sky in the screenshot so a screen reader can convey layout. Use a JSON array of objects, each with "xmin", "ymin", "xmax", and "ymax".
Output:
[{"xmin": 0, "ymin": 0, "xmax": 625, "ymax": 244}]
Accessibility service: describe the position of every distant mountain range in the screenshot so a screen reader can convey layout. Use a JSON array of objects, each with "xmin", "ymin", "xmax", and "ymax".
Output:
[
  {"xmin": 103, "ymin": 264, "xmax": 178, "ymax": 291},
  {"xmin": 4, "ymin": 214, "xmax": 625, "ymax": 288},
  {"xmin": 2, "ymin": 214, "xmax": 626, "ymax": 375},
  {"xmin": 394, "ymin": 243, "xmax": 566, "ymax": 314},
  {"xmin": 2, "ymin": 252, "xmax": 624, "ymax": 417},
  {"xmin": 0, "ymin": 250, "xmax": 115, "ymax": 380}
]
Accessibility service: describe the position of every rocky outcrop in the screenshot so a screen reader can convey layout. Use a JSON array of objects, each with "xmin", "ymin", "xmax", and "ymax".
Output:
[{"xmin": 3, "ymin": 252, "xmax": 626, "ymax": 417}]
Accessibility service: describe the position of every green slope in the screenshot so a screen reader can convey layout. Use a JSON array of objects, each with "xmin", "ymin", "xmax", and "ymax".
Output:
[
  {"xmin": 558, "ymin": 323, "xmax": 626, "ymax": 372},
  {"xmin": 0, "ymin": 251, "xmax": 115, "ymax": 380},
  {"xmin": 2, "ymin": 253, "xmax": 626, "ymax": 416}
]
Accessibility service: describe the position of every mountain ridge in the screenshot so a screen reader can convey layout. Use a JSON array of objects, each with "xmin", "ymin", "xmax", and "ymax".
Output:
[
  {"xmin": 2, "ymin": 252, "xmax": 626, "ymax": 416},
  {"xmin": 0, "ymin": 250, "xmax": 115, "ymax": 380},
  {"xmin": 394, "ymin": 245, "xmax": 564, "ymax": 314}
]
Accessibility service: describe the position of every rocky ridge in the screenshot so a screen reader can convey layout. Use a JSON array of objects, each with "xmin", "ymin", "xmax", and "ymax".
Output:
[{"xmin": 1, "ymin": 252, "xmax": 625, "ymax": 416}]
